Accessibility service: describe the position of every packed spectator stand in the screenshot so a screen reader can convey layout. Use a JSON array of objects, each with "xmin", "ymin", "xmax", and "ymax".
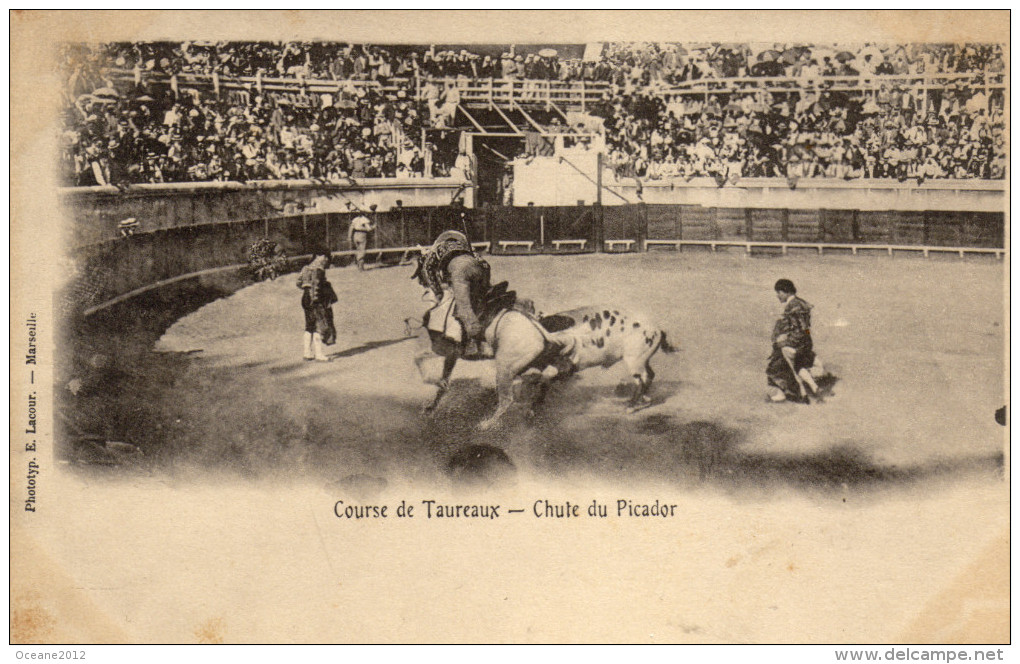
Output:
[{"xmin": 59, "ymin": 40, "xmax": 1005, "ymax": 189}]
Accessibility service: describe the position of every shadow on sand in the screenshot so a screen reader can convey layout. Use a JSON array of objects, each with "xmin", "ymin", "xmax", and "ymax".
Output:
[
  {"xmin": 525, "ymin": 411, "xmax": 1002, "ymax": 495},
  {"xmin": 330, "ymin": 336, "xmax": 417, "ymax": 358},
  {"xmin": 61, "ymin": 299, "xmax": 1002, "ymax": 497}
]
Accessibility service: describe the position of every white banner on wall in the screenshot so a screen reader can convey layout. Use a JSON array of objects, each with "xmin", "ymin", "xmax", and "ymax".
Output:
[{"xmin": 513, "ymin": 151, "xmax": 611, "ymax": 207}]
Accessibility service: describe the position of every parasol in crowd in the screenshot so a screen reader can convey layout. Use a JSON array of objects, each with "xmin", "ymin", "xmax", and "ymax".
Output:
[
  {"xmin": 781, "ymin": 46, "xmax": 808, "ymax": 65},
  {"xmin": 810, "ymin": 98, "xmax": 831, "ymax": 114},
  {"xmin": 80, "ymin": 93, "xmax": 115, "ymax": 105},
  {"xmin": 861, "ymin": 100, "xmax": 881, "ymax": 115},
  {"xmin": 834, "ymin": 51, "xmax": 856, "ymax": 63},
  {"xmin": 754, "ymin": 60, "xmax": 786, "ymax": 76},
  {"xmin": 538, "ymin": 48, "xmax": 558, "ymax": 58},
  {"xmin": 858, "ymin": 45, "xmax": 884, "ymax": 62},
  {"xmin": 757, "ymin": 49, "xmax": 781, "ymax": 63},
  {"xmin": 92, "ymin": 86, "xmax": 120, "ymax": 100}
]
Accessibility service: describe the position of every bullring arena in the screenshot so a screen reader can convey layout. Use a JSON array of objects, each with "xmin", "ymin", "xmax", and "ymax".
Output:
[
  {"xmin": 48, "ymin": 243, "xmax": 1008, "ymax": 643},
  {"xmin": 16, "ymin": 24, "xmax": 1010, "ymax": 644},
  {"xmin": 69, "ymin": 250, "xmax": 1004, "ymax": 492}
]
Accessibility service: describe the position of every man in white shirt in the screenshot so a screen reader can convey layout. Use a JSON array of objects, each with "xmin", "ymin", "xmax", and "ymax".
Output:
[
  {"xmin": 348, "ymin": 206, "xmax": 377, "ymax": 271},
  {"xmin": 163, "ymin": 103, "xmax": 181, "ymax": 127},
  {"xmin": 451, "ymin": 150, "xmax": 474, "ymax": 181}
]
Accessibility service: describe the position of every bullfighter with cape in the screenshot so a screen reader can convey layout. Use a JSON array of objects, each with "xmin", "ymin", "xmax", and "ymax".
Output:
[
  {"xmin": 298, "ymin": 250, "xmax": 338, "ymax": 361},
  {"xmin": 767, "ymin": 278, "xmax": 821, "ymax": 403}
]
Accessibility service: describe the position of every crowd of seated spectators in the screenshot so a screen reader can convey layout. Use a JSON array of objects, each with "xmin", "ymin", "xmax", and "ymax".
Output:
[
  {"xmin": 61, "ymin": 44, "xmax": 427, "ymax": 186},
  {"xmin": 67, "ymin": 41, "xmax": 421, "ymax": 81},
  {"xmin": 566, "ymin": 41, "xmax": 1004, "ymax": 87},
  {"xmin": 76, "ymin": 40, "xmax": 1001, "ymax": 84},
  {"xmin": 58, "ymin": 40, "xmax": 1005, "ymax": 187},
  {"xmin": 61, "ymin": 86, "xmax": 428, "ymax": 186},
  {"xmin": 596, "ymin": 79, "xmax": 1005, "ymax": 183}
]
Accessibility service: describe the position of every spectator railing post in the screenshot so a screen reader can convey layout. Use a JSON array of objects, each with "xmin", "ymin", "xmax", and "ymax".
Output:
[
  {"xmin": 372, "ymin": 208, "xmax": 379, "ymax": 253},
  {"xmin": 594, "ymin": 151, "xmax": 603, "ymax": 252},
  {"xmin": 781, "ymin": 208, "xmax": 790, "ymax": 243},
  {"xmin": 490, "ymin": 205, "xmax": 500, "ymax": 251},
  {"xmin": 528, "ymin": 203, "xmax": 538, "ymax": 249},
  {"xmin": 639, "ymin": 202, "xmax": 648, "ymax": 253},
  {"xmin": 302, "ymin": 213, "xmax": 308, "ymax": 256},
  {"xmin": 421, "ymin": 128, "xmax": 428, "ymax": 175},
  {"xmin": 397, "ymin": 200, "xmax": 406, "ymax": 248},
  {"xmin": 744, "ymin": 207, "xmax": 754, "ymax": 243}
]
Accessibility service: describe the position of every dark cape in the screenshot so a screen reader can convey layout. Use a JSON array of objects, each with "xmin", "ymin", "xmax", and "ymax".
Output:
[
  {"xmin": 298, "ymin": 263, "xmax": 338, "ymax": 345},
  {"xmin": 766, "ymin": 296, "xmax": 815, "ymax": 400}
]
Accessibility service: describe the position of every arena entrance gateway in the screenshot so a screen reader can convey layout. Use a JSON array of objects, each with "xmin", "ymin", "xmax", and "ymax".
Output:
[{"xmin": 422, "ymin": 80, "xmax": 603, "ymax": 207}]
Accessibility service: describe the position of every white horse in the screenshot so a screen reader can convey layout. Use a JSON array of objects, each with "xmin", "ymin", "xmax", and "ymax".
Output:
[{"xmin": 412, "ymin": 303, "xmax": 677, "ymax": 430}]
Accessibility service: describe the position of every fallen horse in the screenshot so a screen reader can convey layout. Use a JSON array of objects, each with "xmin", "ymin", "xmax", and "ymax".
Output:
[{"xmin": 410, "ymin": 299, "xmax": 678, "ymax": 429}]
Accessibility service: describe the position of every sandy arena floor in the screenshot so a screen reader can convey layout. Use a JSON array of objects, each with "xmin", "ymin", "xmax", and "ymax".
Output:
[
  {"xmin": 27, "ymin": 250, "xmax": 1007, "ymax": 643},
  {"xmin": 138, "ymin": 251, "xmax": 1006, "ymax": 488}
]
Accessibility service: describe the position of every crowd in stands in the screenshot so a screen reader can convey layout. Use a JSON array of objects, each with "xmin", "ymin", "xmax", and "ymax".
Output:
[
  {"xmin": 61, "ymin": 85, "xmax": 428, "ymax": 186},
  {"xmin": 61, "ymin": 43, "xmax": 428, "ymax": 186},
  {"xmin": 58, "ymin": 40, "xmax": 1005, "ymax": 187},
  {"xmin": 65, "ymin": 41, "xmax": 421, "ymax": 82},
  {"xmin": 70, "ymin": 40, "xmax": 1004, "ymax": 83},
  {"xmin": 597, "ymin": 81, "xmax": 1005, "ymax": 184},
  {"xmin": 574, "ymin": 42, "xmax": 1004, "ymax": 87}
]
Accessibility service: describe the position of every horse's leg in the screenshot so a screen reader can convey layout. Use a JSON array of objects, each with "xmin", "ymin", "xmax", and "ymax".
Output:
[
  {"xmin": 478, "ymin": 360, "xmax": 529, "ymax": 431},
  {"xmin": 423, "ymin": 354, "xmax": 458, "ymax": 416},
  {"xmin": 527, "ymin": 365, "xmax": 561, "ymax": 418},
  {"xmin": 478, "ymin": 314, "xmax": 545, "ymax": 431},
  {"xmin": 404, "ymin": 317, "xmax": 422, "ymax": 337}
]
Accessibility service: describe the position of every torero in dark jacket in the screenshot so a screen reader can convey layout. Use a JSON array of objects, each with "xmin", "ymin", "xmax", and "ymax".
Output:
[
  {"xmin": 445, "ymin": 250, "xmax": 490, "ymax": 339},
  {"xmin": 414, "ymin": 231, "xmax": 495, "ymax": 354},
  {"xmin": 297, "ymin": 251, "xmax": 338, "ymax": 361},
  {"xmin": 766, "ymin": 278, "xmax": 821, "ymax": 402}
]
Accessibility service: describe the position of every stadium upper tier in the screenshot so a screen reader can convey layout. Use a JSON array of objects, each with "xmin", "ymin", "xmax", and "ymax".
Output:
[{"xmin": 59, "ymin": 41, "xmax": 1005, "ymax": 187}]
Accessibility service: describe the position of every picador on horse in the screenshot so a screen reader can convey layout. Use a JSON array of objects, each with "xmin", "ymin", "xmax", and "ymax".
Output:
[
  {"xmin": 409, "ymin": 230, "xmax": 676, "ymax": 427},
  {"xmin": 411, "ymin": 230, "xmax": 519, "ymax": 359}
]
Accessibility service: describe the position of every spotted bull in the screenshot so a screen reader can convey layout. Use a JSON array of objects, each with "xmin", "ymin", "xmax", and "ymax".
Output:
[
  {"xmin": 413, "ymin": 303, "xmax": 677, "ymax": 430},
  {"xmin": 534, "ymin": 306, "xmax": 678, "ymax": 405}
]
